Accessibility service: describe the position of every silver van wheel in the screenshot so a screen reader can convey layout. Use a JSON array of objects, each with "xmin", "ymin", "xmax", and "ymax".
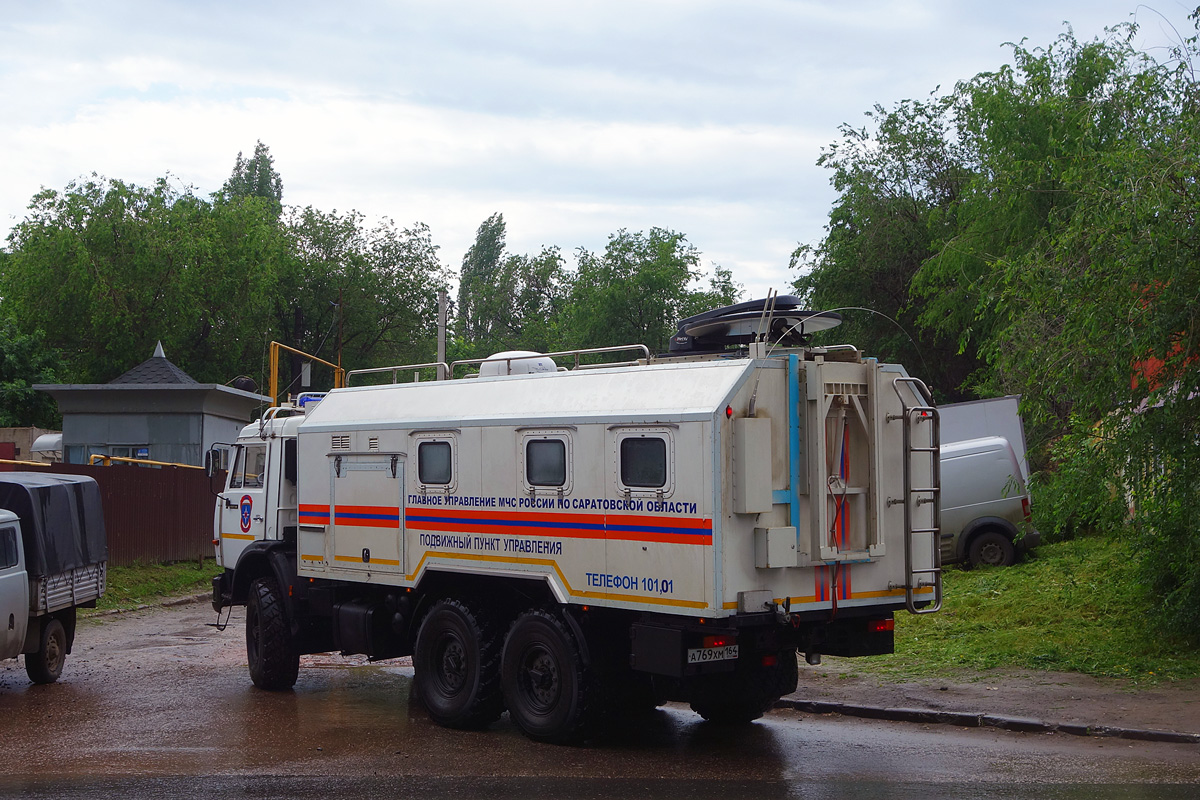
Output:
[{"xmin": 969, "ymin": 531, "xmax": 1015, "ymax": 567}]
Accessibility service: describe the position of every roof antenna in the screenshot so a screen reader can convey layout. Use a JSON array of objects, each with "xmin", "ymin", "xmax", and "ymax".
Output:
[
  {"xmin": 754, "ymin": 290, "xmax": 779, "ymax": 347},
  {"xmin": 748, "ymin": 290, "xmax": 778, "ymax": 418}
]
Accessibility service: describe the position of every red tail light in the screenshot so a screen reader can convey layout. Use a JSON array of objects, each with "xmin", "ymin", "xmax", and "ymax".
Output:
[
  {"xmin": 867, "ymin": 618, "xmax": 894, "ymax": 633},
  {"xmin": 702, "ymin": 635, "xmax": 735, "ymax": 648},
  {"xmin": 1022, "ymin": 497, "xmax": 1032, "ymax": 520}
]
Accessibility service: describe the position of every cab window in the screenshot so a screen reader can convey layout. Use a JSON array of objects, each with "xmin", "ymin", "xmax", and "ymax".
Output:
[
  {"xmin": 228, "ymin": 447, "xmax": 245, "ymax": 489},
  {"xmin": 229, "ymin": 444, "xmax": 266, "ymax": 489},
  {"xmin": 0, "ymin": 527, "xmax": 17, "ymax": 570}
]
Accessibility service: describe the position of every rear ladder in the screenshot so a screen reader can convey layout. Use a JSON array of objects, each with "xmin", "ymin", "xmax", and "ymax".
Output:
[{"xmin": 889, "ymin": 377, "xmax": 942, "ymax": 614}]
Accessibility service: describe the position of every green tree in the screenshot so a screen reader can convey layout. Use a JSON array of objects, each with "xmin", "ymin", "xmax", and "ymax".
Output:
[
  {"xmin": 456, "ymin": 213, "xmax": 508, "ymax": 351},
  {"xmin": 793, "ymin": 95, "xmax": 977, "ymax": 398},
  {"xmin": 2, "ymin": 175, "xmax": 281, "ymax": 384},
  {"xmin": 487, "ymin": 247, "xmax": 572, "ymax": 355},
  {"xmin": 975, "ymin": 22, "xmax": 1200, "ymax": 631},
  {"xmin": 798, "ymin": 13, "xmax": 1200, "ymax": 635},
  {"xmin": 0, "ymin": 317, "xmax": 62, "ymax": 428},
  {"xmin": 274, "ymin": 207, "xmax": 450, "ymax": 393},
  {"xmin": 566, "ymin": 228, "xmax": 722, "ymax": 352},
  {"xmin": 221, "ymin": 140, "xmax": 283, "ymax": 218}
]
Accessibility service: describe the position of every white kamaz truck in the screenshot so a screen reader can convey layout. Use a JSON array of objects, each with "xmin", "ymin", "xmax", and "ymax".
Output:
[{"xmin": 209, "ymin": 297, "xmax": 941, "ymax": 742}]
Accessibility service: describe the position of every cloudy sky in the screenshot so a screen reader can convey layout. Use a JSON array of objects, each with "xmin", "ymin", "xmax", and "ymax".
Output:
[{"xmin": 1, "ymin": 1, "xmax": 1193, "ymax": 299}]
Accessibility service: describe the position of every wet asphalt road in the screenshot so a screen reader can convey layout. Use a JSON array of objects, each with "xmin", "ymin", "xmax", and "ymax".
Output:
[{"xmin": 2, "ymin": 604, "xmax": 1199, "ymax": 799}]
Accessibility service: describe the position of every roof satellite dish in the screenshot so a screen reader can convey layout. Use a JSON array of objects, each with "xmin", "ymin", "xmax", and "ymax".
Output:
[{"xmin": 669, "ymin": 296, "xmax": 841, "ymax": 354}]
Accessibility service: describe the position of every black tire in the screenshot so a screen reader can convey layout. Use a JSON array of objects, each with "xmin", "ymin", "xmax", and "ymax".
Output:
[
  {"xmin": 968, "ymin": 530, "xmax": 1016, "ymax": 568},
  {"xmin": 413, "ymin": 599, "xmax": 504, "ymax": 729},
  {"xmin": 246, "ymin": 576, "xmax": 299, "ymax": 690},
  {"xmin": 689, "ymin": 648, "xmax": 799, "ymax": 725},
  {"xmin": 25, "ymin": 618, "xmax": 66, "ymax": 685},
  {"xmin": 501, "ymin": 609, "xmax": 597, "ymax": 743}
]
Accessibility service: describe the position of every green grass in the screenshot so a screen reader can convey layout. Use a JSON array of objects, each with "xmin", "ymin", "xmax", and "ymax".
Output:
[
  {"xmin": 92, "ymin": 559, "xmax": 221, "ymax": 613},
  {"xmin": 856, "ymin": 535, "xmax": 1200, "ymax": 682}
]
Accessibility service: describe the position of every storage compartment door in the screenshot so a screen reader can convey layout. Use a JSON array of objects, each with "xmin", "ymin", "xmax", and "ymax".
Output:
[{"xmin": 329, "ymin": 455, "xmax": 405, "ymax": 575}]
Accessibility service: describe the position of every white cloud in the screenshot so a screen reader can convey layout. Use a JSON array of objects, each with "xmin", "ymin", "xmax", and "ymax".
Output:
[{"xmin": 1, "ymin": 0, "xmax": 1192, "ymax": 304}]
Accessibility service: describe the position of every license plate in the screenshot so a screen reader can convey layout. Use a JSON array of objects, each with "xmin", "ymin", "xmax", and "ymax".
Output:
[{"xmin": 687, "ymin": 644, "xmax": 739, "ymax": 664}]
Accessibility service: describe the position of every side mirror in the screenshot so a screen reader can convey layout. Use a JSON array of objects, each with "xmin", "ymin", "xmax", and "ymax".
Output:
[{"xmin": 204, "ymin": 449, "xmax": 217, "ymax": 478}]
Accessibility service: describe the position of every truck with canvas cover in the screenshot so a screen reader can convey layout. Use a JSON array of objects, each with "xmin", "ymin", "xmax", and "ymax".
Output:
[
  {"xmin": 0, "ymin": 473, "xmax": 108, "ymax": 684},
  {"xmin": 209, "ymin": 297, "xmax": 941, "ymax": 742}
]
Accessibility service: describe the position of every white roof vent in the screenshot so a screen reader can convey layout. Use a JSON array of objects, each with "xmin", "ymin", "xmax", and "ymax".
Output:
[
  {"xmin": 31, "ymin": 433, "xmax": 63, "ymax": 453},
  {"xmin": 479, "ymin": 351, "xmax": 558, "ymax": 377}
]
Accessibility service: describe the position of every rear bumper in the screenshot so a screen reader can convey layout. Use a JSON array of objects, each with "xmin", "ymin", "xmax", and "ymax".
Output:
[
  {"xmin": 629, "ymin": 610, "xmax": 896, "ymax": 678},
  {"xmin": 1017, "ymin": 529, "xmax": 1042, "ymax": 554}
]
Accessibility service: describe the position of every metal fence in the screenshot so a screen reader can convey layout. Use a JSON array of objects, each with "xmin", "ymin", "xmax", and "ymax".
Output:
[{"xmin": 4, "ymin": 462, "xmax": 221, "ymax": 566}]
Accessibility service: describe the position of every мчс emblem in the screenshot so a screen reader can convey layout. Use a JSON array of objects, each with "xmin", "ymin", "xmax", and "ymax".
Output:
[{"xmin": 239, "ymin": 495, "xmax": 253, "ymax": 533}]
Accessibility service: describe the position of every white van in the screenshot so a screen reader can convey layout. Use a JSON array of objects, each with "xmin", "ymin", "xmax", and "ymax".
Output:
[{"xmin": 940, "ymin": 436, "xmax": 1040, "ymax": 567}]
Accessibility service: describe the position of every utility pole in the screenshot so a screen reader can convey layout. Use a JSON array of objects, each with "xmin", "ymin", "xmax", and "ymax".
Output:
[
  {"xmin": 337, "ymin": 287, "xmax": 344, "ymax": 374},
  {"xmin": 437, "ymin": 289, "xmax": 447, "ymax": 380}
]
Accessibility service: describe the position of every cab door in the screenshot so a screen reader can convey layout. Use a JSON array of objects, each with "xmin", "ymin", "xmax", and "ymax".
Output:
[
  {"xmin": 0, "ymin": 523, "xmax": 29, "ymax": 659},
  {"xmin": 217, "ymin": 442, "xmax": 269, "ymax": 568}
]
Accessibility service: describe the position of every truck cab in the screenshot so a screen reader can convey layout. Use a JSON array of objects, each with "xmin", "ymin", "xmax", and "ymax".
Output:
[
  {"xmin": 213, "ymin": 407, "xmax": 305, "ymax": 572},
  {"xmin": 1, "ymin": 510, "xmax": 30, "ymax": 663}
]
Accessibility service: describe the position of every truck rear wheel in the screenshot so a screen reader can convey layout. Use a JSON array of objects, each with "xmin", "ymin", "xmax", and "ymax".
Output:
[
  {"xmin": 501, "ymin": 609, "xmax": 597, "ymax": 743},
  {"xmin": 689, "ymin": 648, "xmax": 798, "ymax": 724},
  {"xmin": 413, "ymin": 599, "xmax": 504, "ymax": 729},
  {"xmin": 246, "ymin": 576, "xmax": 299, "ymax": 690},
  {"xmin": 25, "ymin": 618, "xmax": 66, "ymax": 684}
]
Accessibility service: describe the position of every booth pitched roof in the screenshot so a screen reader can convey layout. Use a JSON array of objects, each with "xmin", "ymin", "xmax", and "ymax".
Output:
[{"xmin": 108, "ymin": 342, "xmax": 198, "ymax": 385}]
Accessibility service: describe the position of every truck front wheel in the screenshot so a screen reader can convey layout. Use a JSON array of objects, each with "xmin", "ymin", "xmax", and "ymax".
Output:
[
  {"xmin": 25, "ymin": 618, "xmax": 66, "ymax": 684},
  {"xmin": 246, "ymin": 576, "xmax": 300, "ymax": 690},
  {"xmin": 501, "ymin": 609, "xmax": 597, "ymax": 743},
  {"xmin": 413, "ymin": 599, "xmax": 504, "ymax": 729}
]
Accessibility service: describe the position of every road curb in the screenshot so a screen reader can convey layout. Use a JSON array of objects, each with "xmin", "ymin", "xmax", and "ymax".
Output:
[
  {"xmin": 775, "ymin": 699, "xmax": 1200, "ymax": 744},
  {"xmin": 163, "ymin": 592, "xmax": 211, "ymax": 608},
  {"xmin": 90, "ymin": 592, "xmax": 211, "ymax": 617}
]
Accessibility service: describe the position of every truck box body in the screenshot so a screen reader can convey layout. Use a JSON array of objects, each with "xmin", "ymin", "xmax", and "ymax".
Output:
[
  {"xmin": 288, "ymin": 354, "xmax": 936, "ymax": 620},
  {"xmin": 0, "ymin": 473, "xmax": 107, "ymax": 612}
]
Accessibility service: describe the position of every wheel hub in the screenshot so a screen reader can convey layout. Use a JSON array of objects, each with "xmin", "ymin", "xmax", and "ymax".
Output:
[
  {"xmin": 437, "ymin": 638, "xmax": 468, "ymax": 692},
  {"xmin": 980, "ymin": 542, "xmax": 1003, "ymax": 565},
  {"xmin": 45, "ymin": 636, "xmax": 63, "ymax": 669},
  {"xmin": 522, "ymin": 648, "xmax": 560, "ymax": 708}
]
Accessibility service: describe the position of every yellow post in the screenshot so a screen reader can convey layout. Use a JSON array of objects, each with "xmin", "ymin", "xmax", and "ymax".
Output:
[{"xmin": 268, "ymin": 341, "xmax": 346, "ymax": 406}]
